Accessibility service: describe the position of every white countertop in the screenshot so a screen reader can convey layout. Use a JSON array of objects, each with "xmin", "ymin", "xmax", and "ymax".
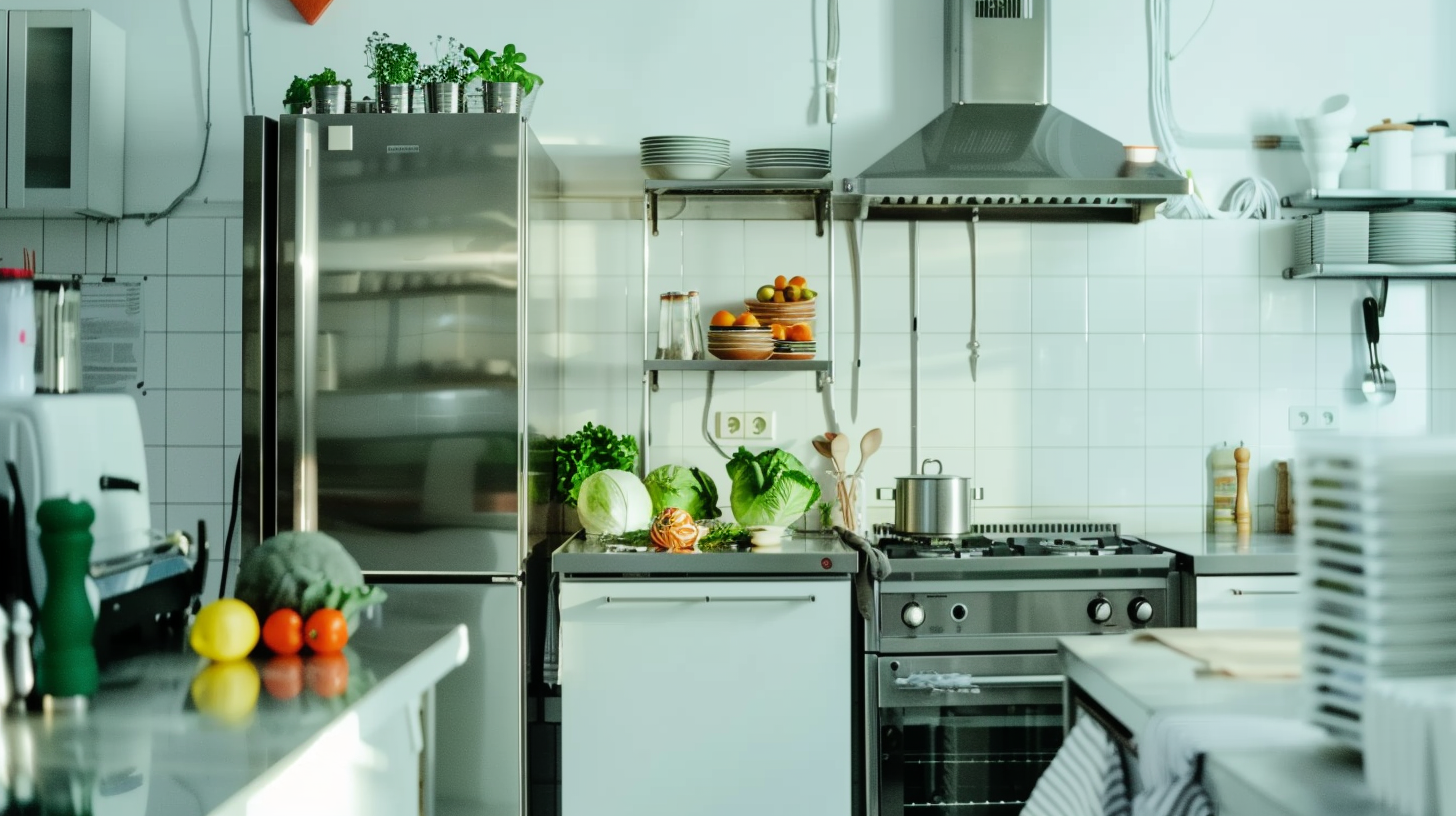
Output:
[{"xmin": 1148, "ymin": 531, "xmax": 1298, "ymax": 575}]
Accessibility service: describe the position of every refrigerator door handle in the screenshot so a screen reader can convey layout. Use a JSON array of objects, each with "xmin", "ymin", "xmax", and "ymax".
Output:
[{"xmin": 293, "ymin": 120, "xmax": 320, "ymax": 531}]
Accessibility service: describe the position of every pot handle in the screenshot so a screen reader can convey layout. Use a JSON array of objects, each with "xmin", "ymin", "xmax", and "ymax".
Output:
[
  {"xmin": 920, "ymin": 458, "xmax": 943, "ymax": 475},
  {"xmin": 876, "ymin": 487, "xmax": 896, "ymax": 501}
]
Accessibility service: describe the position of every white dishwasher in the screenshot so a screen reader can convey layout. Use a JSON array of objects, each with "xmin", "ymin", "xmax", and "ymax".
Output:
[
  {"xmin": 559, "ymin": 578, "xmax": 852, "ymax": 816},
  {"xmin": 1196, "ymin": 574, "xmax": 1302, "ymax": 629}
]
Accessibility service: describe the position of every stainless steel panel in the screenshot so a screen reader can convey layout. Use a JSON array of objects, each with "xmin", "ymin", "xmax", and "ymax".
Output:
[
  {"xmin": 523, "ymin": 125, "xmax": 563, "ymax": 546},
  {"xmin": 372, "ymin": 581, "xmax": 523, "ymax": 816},
  {"xmin": 277, "ymin": 117, "xmax": 321, "ymax": 533},
  {"xmin": 876, "ymin": 653, "xmax": 1061, "ymax": 708},
  {"xmin": 242, "ymin": 115, "xmax": 278, "ymax": 553},
  {"xmin": 880, "ymin": 585, "xmax": 1168, "ymax": 639},
  {"xmin": 960, "ymin": 0, "xmax": 1048, "ymax": 105}
]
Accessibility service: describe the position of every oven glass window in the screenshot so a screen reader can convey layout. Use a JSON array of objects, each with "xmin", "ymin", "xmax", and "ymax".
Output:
[{"xmin": 880, "ymin": 700, "xmax": 1062, "ymax": 815}]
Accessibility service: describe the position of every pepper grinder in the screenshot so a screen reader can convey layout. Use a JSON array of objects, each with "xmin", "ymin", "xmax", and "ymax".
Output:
[
  {"xmin": 35, "ymin": 497, "xmax": 98, "ymax": 709},
  {"xmin": 1234, "ymin": 445, "xmax": 1252, "ymax": 534}
]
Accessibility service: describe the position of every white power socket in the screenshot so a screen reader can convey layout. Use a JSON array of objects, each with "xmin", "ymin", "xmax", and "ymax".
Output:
[
  {"xmin": 715, "ymin": 412, "xmax": 745, "ymax": 439},
  {"xmin": 1288, "ymin": 405, "xmax": 1340, "ymax": 431},
  {"xmin": 714, "ymin": 411, "xmax": 776, "ymax": 441}
]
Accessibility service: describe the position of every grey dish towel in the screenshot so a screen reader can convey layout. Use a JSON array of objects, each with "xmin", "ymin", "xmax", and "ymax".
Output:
[
  {"xmin": 542, "ymin": 571, "xmax": 561, "ymax": 687},
  {"xmin": 835, "ymin": 527, "xmax": 890, "ymax": 621}
]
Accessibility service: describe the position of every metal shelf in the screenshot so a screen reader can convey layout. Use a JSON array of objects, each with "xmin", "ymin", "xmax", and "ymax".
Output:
[
  {"xmin": 1282, "ymin": 189, "xmax": 1456, "ymax": 211},
  {"xmin": 1283, "ymin": 263, "xmax": 1456, "ymax": 279},
  {"xmin": 646, "ymin": 180, "xmax": 833, "ymax": 234},
  {"xmin": 644, "ymin": 179, "xmax": 832, "ymax": 195},
  {"xmin": 644, "ymin": 359, "xmax": 830, "ymax": 373}
]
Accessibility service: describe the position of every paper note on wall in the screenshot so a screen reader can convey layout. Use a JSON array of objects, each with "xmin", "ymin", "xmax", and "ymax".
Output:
[{"xmin": 80, "ymin": 280, "xmax": 144, "ymax": 392}]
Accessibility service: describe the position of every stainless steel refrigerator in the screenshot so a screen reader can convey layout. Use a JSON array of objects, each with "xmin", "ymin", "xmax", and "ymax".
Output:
[{"xmin": 242, "ymin": 113, "xmax": 562, "ymax": 816}]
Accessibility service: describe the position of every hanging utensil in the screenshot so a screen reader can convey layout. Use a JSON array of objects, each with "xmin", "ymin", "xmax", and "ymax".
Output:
[
  {"xmin": 1361, "ymin": 297, "xmax": 1396, "ymax": 405},
  {"xmin": 853, "ymin": 428, "xmax": 883, "ymax": 481},
  {"xmin": 825, "ymin": 0, "xmax": 840, "ymax": 124},
  {"xmin": 967, "ymin": 214, "xmax": 980, "ymax": 381}
]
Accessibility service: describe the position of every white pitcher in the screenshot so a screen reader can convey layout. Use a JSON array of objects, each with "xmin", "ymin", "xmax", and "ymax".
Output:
[{"xmin": 1367, "ymin": 120, "xmax": 1415, "ymax": 190}]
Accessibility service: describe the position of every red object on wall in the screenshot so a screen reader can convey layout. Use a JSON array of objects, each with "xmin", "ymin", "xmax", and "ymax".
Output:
[{"xmin": 289, "ymin": 0, "xmax": 334, "ymax": 25}]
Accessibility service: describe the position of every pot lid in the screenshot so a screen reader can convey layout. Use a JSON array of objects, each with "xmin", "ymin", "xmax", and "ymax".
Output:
[
  {"xmin": 1368, "ymin": 119, "xmax": 1415, "ymax": 133},
  {"xmin": 900, "ymin": 458, "xmax": 968, "ymax": 480}
]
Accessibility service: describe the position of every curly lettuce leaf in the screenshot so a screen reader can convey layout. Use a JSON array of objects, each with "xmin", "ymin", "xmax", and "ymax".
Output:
[
  {"xmin": 725, "ymin": 447, "xmax": 821, "ymax": 528},
  {"xmin": 643, "ymin": 464, "xmax": 722, "ymax": 520},
  {"xmin": 555, "ymin": 423, "xmax": 638, "ymax": 506}
]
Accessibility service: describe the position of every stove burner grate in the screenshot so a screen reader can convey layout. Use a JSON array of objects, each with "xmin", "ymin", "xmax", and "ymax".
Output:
[{"xmin": 875, "ymin": 525, "xmax": 1161, "ymax": 559}]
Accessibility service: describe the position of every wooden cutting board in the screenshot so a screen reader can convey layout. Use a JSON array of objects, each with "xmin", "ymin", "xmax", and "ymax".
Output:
[
  {"xmin": 289, "ymin": 0, "xmax": 334, "ymax": 25},
  {"xmin": 1135, "ymin": 627, "xmax": 1302, "ymax": 679}
]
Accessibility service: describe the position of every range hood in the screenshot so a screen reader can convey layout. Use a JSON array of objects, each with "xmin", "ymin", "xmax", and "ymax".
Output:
[{"xmin": 843, "ymin": 0, "xmax": 1191, "ymax": 223}]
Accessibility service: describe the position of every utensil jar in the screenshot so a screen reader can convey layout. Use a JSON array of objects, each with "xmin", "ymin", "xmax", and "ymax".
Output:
[{"xmin": 882, "ymin": 459, "xmax": 981, "ymax": 537}]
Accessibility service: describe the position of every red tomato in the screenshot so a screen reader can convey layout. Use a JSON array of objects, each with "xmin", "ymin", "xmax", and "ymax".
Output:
[
  {"xmin": 305, "ymin": 652, "xmax": 350, "ymax": 699},
  {"xmin": 303, "ymin": 609, "xmax": 349, "ymax": 654},
  {"xmin": 262, "ymin": 655, "xmax": 304, "ymax": 700},
  {"xmin": 261, "ymin": 609, "xmax": 304, "ymax": 656}
]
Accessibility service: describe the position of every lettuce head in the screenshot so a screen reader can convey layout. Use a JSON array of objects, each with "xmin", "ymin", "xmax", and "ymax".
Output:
[
  {"xmin": 643, "ymin": 464, "xmax": 721, "ymax": 520},
  {"xmin": 725, "ymin": 447, "xmax": 821, "ymax": 528}
]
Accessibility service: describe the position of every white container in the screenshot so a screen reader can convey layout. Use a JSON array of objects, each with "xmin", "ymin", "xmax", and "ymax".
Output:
[
  {"xmin": 1410, "ymin": 119, "xmax": 1456, "ymax": 191},
  {"xmin": 0, "ymin": 268, "xmax": 36, "ymax": 396},
  {"xmin": 1368, "ymin": 120, "xmax": 1415, "ymax": 190}
]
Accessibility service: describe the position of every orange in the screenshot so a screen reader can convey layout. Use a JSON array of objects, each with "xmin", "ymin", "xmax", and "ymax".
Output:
[
  {"xmin": 733, "ymin": 312, "xmax": 760, "ymax": 327},
  {"xmin": 771, "ymin": 323, "xmax": 787, "ymax": 341},
  {"xmin": 710, "ymin": 310, "xmax": 735, "ymax": 327},
  {"xmin": 787, "ymin": 323, "xmax": 814, "ymax": 342},
  {"xmin": 773, "ymin": 275, "xmax": 787, "ymax": 290},
  {"xmin": 789, "ymin": 276, "xmax": 807, "ymax": 287}
]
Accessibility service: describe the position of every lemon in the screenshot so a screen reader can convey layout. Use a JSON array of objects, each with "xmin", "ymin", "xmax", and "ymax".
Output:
[
  {"xmin": 190, "ymin": 599, "xmax": 261, "ymax": 662},
  {"xmin": 190, "ymin": 660, "xmax": 260, "ymax": 725}
]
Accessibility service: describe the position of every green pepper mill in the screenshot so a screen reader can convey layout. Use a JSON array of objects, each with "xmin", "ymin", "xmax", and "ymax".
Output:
[{"xmin": 36, "ymin": 497, "xmax": 99, "ymax": 702}]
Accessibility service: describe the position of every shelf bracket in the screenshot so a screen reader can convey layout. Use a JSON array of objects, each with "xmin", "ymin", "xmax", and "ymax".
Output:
[
  {"xmin": 813, "ymin": 191, "xmax": 829, "ymax": 238},
  {"xmin": 646, "ymin": 369, "xmax": 658, "ymax": 393},
  {"xmin": 648, "ymin": 191, "xmax": 660, "ymax": 237},
  {"xmin": 1374, "ymin": 277, "xmax": 1389, "ymax": 318}
]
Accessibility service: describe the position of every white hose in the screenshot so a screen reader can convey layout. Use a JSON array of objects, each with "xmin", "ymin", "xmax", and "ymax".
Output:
[{"xmin": 1146, "ymin": 0, "xmax": 1280, "ymax": 220}]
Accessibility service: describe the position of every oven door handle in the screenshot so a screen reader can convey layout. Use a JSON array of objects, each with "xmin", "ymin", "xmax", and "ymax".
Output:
[
  {"xmin": 893, "ymin": 673, "xmax": 1063, "ymax": 693},
  {"xmin": 603, "ymin": 595, "xmax": 816, "ymax": 604},
  {"xmin": 971, "ymin": 674, "xmax": 1063, "ymax": 687}
]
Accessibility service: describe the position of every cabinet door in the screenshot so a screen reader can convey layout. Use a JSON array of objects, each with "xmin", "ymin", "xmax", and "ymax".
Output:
[{"xmin": 560, "ymin": 579, "xmax": 852, "ymax": 816}]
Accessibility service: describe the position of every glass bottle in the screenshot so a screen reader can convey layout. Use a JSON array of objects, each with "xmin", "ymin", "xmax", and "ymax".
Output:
[
  {"xmin": 655, "ymin": 292, "xmax": 693, "ymax": 360},
  {"xmin": 686, "ymin": 290, "xmax": 705, "ymax": 360}
]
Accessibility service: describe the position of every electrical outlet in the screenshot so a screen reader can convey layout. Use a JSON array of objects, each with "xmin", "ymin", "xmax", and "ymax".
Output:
[
  {"xmin": 715, "ymin": 412, "xmax": 744, "ymax": 440},
  {"xmin": 744, "ymin": 411, "xmax": 776, "ymax": 441},
  {"xmin": 1288, "ymin": 405, "xmax": 1341, "ymax": 431}
]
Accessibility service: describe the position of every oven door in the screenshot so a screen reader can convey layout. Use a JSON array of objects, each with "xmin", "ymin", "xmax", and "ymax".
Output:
[{"xmin": 872, "ymin": 653, "xmax": 1063, "ymax": 816}]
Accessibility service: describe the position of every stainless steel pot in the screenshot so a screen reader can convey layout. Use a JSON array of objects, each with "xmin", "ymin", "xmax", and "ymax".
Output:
[{"xmin": 881, "ymin": 459, "xmax": 982, "ymax": 536}]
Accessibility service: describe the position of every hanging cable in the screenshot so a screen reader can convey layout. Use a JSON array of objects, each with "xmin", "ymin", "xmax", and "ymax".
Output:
[
  {"xmin": 1146, "ymin": 0, "xmax": 1280, "ymax": 220},
  {"xmin": 243, "ymin": 0, "xmax": 257, "ymax": 115},
  {"xmin": 142, "ymin": 0, "xmax": 215, "ymax": 224}
]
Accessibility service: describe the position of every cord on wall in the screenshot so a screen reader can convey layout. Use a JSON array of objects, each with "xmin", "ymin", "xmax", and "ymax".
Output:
[{"xmin": 133, "ymin": 0, "xmax": 217, "ymax": 224}]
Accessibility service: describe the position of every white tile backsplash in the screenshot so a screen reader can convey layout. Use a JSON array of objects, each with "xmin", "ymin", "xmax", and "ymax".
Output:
[
  {"xmin": 1088, "ymin": 335, "xmax": 1146, "ymax": 390},
  {"xmin": 1202, "ymin": 278, "xmax": 1261, "ymax": 333},
  {"xmin": 1259, "ymin": 334, "xmax": 1319, "ymax": 389},
  {"xmin": 975, "ymin": 223, "xmax": 1031, "ymax": 277},
  {"xmin": 1145, "ymin": 391, "xmax": 1203, "ymax": 446},
  {"xmin": 1031, "ymin": 391, "xmax": 1089, "ymax": 447},
  {"xmin": 1145, "ymin": 277, "xmax": 1203, "ymax": 333},
  {"xmin": 919, "ymin": 276, "xmax": 972, "ymax": 334},
  {"xmin": 167, "ymin": 219, "xmax": 225, "ymax": 276},
  {"xmin": 1087, "ymin": 224, "xmax": 1146, "ymax": 277},
  {"xmin": 1088, "ymin": 448, "xmax": 1146, "ymax": 506},
  {"xmin": 1088, "ymin": 390, "xmax": 1146, "ymax": 447},
  {"xmin": 1087, "ymin": 277, "xmax": 1145, "ymax": 334},
  {"xmin": 167, "ymin": 277, "xmax": 225, "ymax": 332},
  {"xmin": 1146, "ymin": 334, "xmax": 1203, "ymax": 390},
  {"xmin": 1259, "ymin": 277, "xmax": 1317, "ymax": 333},
  {"xmin": 1146, "ymin": 220, "xmax": 1203, "ymax": 276},
  {"xmin": 1202, "ymin": 335, "xmax": 1259, "ymax": 390},
  {"xmin": 1031, "ymin": 448, "xmax": 1089, "ymax": 506},
  {"xmin": 1202, "ymin": 221, "xmax": 1260, "ymax": 277},
  {"xmin": 1031, "ymin": 277, "xmax": 1088, "ymax": 333},
  {"xmin": 1031, "ymin": 224, "xmax": 1088, "ymax": 277},
  {"xmin": 1144, "ymin": 447, "xmax": 1204, "ymax": 506},
  {"xmin": 972, "ymin": 277, "xmax": 1032, "ymax": 334},
  {"xmin": 976, "ymin": 390, "xmax": 1032, "ymax": 448},
  {"xmin": 1031, "ymin": 334, "xmax": 1088, "ymax": 390}
]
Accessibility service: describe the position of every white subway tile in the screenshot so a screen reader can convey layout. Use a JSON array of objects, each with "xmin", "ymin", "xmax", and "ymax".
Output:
[
  {"xmin": 1372, "ymin": 388, "xmax": 1430, "ymax": 435},
  {"xmin": 974, "ymin": 447, "xmax": 1032, "ymax": 507},
  {"xmin": 1145, "ymin": 391, "xmax": 1203, "ymax": 446},
  {"xmin": 564, "ymin": 389, "xmax": 629, "ymax": 435},
  {"xmin": 1030, "ymin": 224, "xmax": 1088, "ymax": 276},
  {"xmin": 1031, "ymin": 390, "xmax": 1089, "ymax": 447},
  {"xmin": 1201, "ymin": 278, "xmax": 1260, "ymax": 333},
  {"xmin": 1433, "ymin": 391, "xmax": 1456, "ymax": 434},
  {"xmin": 565, "ymin": 276, "xmax": 629, "ymax": 334},
  {"xmin": 970, "ymin": 332, "xmax": 1033, "ymax": 390},
  {"xmin": 645, "ymin": 220, "xmax": 683, "ymax": 284},
  {"xmin": 145, "ymin": 446, "xmax": 167, "ymax": 505},
  {"xmin": 1202, "ymin": 220, "xmax": 1260, "ymax": 276},
  {"xmin": 919, "ymin": 276, "xmax": 972, "ymax": 334},
  {"xmin": 1260, "ymin": 334, "xmax": 1318, "ymax": 389},
  {"xmin": 856, "ymin": 389, "xmax": 913, "ymax": 440},
  {"xmin": 921, "ymin": 389, "xmax": 976, "ymax": 449},
  {"xmin": 225, "ymin": 333, "xmax": 241, "ymax": 391},
  {"xmin": 1088, "ymin": 334, "xmax": 1146, "ymax": 390},
  {"xmin": 1433, "ymin": 335, "xmax": 1456, "ymax": 389},
  {"xmin": 1146, "ymin": 334, "xmax": 1202, "ymax": 390},
  {"xmin": 1380, "ymin": 280, "xmax": 1430, "ymax": 334},
  {"xmin": 1031, "ymin": 334, "xmax": 1088, "ymax": 390},
  {"xmin": 563, "ymin": 220, "xmax": 631, "ymax": 277},
  {"xmin": 167, "ymin": 277, "xmax": 225, "ymax": 332},
  {"xmin": 1259, "ymin": 277, "xmax": 1317, "ymax": 333},
  {"xmin": 1334, "ymin": 388, "xmax": 1384, "ymax": 435},
  {"xmin": 861, "ymin": 222, "xmax": 911, "ymax": 277},
  {"xmin": 649, "ymin": 385, "xmax": 686, "ymax": 447},
  {"xmin": 1031, "ymin": 278, "xmax": 1088, "ymax": 333},
  {"xmin": 224, "ymin": 276, "xmax": 242, "ymax": 332},
  {"xmin": 135, "ymin": 390, "xmax": 166, "ymax": 446},
  {"xmin": 224, "ymin": 390, "xmax": 241, "ymax": 447},
  {"xmin": 860, "ymin": 334, "xmax": 912, "ymax": 390},
  {"xmin": 1259, "ymin": 220, "xmax": 1297, "ymax": 277},
  {"xmin": 976, "ymin": 390, "xmax": 1033, "ymax": 447},
  {"xmin": 920, "ymin": 333, "xmax": 981, "ymax": 390},
  {"xmin": 863, "ymin": 277, "xmax": 912, "ymax": 333},
  {"xmin": 1201, "ymin": 389, "xmax": 1261, "ymax": 449},
  {"xmin": 1087, "ymin": 224, "xmax": 1146, "ymax": 277},
  {"xmin": 1032, "ymin": 448, "xmax": 1089, "ymax": 506},
  {"xmin": 561, "ymin": 333, "xmax": 628, "ymax": 392},
  {"xmin": 1089, "ymin": 390, "xmax": 1146, "ymax": 447},
  {"xmin": 1314, "ymin": 279, "xmax": 1368, "ymax": 334},
  {"xmin": 167, "ymin": 333, "xmax": 226, "ymax": 389},
  {"xmin": 1372, "ymin": 334, "xmax": 1427, "ymax": 390},
  {"xmin": 1144, "ymin": 447, "xmax": 1204, "ymax": 506},
  {"xmin": 1435, "ymin": 280, "xmax": 1456, "ymax": 333},
  {"xmin": 918, "ymin": 222, "xmax": 970, "ymax": 277},
  {"xmin": 118, "ymin": 220, "xmax": 167, "ymax": 277},
  {"xmin": 1145, "ymin": 277, "xmax": 1202, "ymax": 333},
  {"xmin": 1259, "ymin": 388, "xmax": 1317, "ymax": 448},
  {"xmin": 42, "ymin": 220, "xmax": 86, "ymax": 276},
  {"xmin": 1144, "ymin": 506, "xmax": 1205, "ymax": 533},
  {"xmin": 924, "ymin": 448, "xmax": 976, "ymax": 483},
  {"xmin": 1088, "ymin": 449, "xmax": 1146, "ymax": 506},
  {"xmin": 224, "ymin": 219, "xmax": 243, "ymax": 277},
  {"xmin": 973, "ymin": 277, "xmax": 1032, "ymax": 334},
  {"xmin": 144, "ymin": 333, "xmax": 167, "ymax": 389},
  {"xmin": 976, "ymin": 223, "xmax": 1031, "ymax": 277},
  {"xmin": 1145, "ymin": 220, "xmax": 1203, "ymax": 276},
  {"xmin": 86, "ymin": 220, "xmax": 109, "ymax": 277},
  {"xmin": 166, "ymin": 390, "xmax": 226, "ymax": 446},
  {"xmin": 686, "ymin": 220, "xmax": 746, "ymax": 288},
  {"xmin": 167, "ymin": 447, "xmax": 225, "ymax": 505},
  {"xmin": 1202, "ymin": 334, "xmax": 1259, "ymax": 390},
  {"xmin": 1087, "ymin": 277, "xmax": 1145, "ymax": 333},
  {"xmin": 167, "ymin": 219, "xmax": 225, "ymax": 275},
  {"xmin": 142, "ymin": 275, "xmax": 168, "ymax": 332}
]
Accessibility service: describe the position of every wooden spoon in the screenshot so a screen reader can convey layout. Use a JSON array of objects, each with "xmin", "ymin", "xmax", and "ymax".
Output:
[
  {"xmin": 828, "ymin": 433, "xmax": 851, "ymax": 530},
  {"xmin": 812, "ymin": 435, "xmax": 835, "ymax": 462},
  {"xmin": 852, "ymin": 428, "xmax": 883, "ymax": 480}
]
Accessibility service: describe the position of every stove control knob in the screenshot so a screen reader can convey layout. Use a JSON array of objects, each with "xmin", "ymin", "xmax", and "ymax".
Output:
[
  {"xmin": 1087, "ymin": 597, "xmax": 1113, "ymax": 624},
  {"xmin": 1129, "ymin": 597, "xmax": 1154, "ymax": 624},
  {"xmin": 902, "ymin": 602, "xmax": 926, "ymax": 628}
]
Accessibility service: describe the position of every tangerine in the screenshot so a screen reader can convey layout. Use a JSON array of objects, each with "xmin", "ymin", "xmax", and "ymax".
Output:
[
  {"xmin": 789, "ymin": 275, "xmax": 807, "ymax": 287},
  {"xmin": 734, "ymin": 312, "xmax": 760, "ymax": 327},
  {"xmin": 710, "ymin": 310, "xmax": 735, "ymax": 327},
  {"xmin": 771, "ymin": 323, "xmax": 787, "ymax": 341},
  {"xmin": 787, "ymin": 323, "xmax": 814, "ymax": 342}
]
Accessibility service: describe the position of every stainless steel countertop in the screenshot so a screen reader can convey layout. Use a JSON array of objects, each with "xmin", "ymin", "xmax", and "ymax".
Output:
[
  {"xmin": 1059, "ymin": 633, "xmax": 1396, "ymax": 816},
  {"xmin": 552, "ymin": 533, "xmax": 858, "ymax": 576},
  {"xmin": 3, "ymin": 619, "xmax": 467, "ymax": 815},
  {"xmin": 1145, "ymin": 532, "xmax": 1297, "ymax": 575}
]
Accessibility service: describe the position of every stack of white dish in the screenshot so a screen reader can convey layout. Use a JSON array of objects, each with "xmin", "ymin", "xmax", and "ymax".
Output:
[
  {"xmin": 1369, "ymin": 212, "xmax": 1456, "ymax": 263},
  {"xmin": 1295, "ymin": 212, "xmax": 1370, "ymax": 264},
  {"xmin": 1295, "ymin": 436, "xmax": 1456, "ymax": 753},
  {"xmin": 746, "ymin": 148, "xmax": 830, "ymax": 180},
  {"xmin": 1363, "ymin": 677, "xmax": 1456, "ymax": 816},
  {"xmin": 640, "ymin": 136, "xmax": 729, "ymax": 181}
]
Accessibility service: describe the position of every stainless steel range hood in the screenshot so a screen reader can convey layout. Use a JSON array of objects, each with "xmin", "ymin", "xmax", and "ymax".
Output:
[{"xmin": 843, "ymin": 0, "xmax": 1191, "ymax": 223}]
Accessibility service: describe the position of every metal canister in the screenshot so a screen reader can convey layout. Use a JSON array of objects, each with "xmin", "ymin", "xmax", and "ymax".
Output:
[
  {"xmin": 34, "ymin": 278, "xmax": 81, "ymax": 394},
  {"xmin": 888, "ymin": 459, "xmax": 982, "ymax": 537}
]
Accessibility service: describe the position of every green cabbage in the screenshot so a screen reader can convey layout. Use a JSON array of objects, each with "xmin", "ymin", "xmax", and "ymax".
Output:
[
  {"xmin": 577, "ymin": 469, "xmax": 653, "ymax": 536},
  {"xmin": 642, "ymin": 465, "xmax": 721, "ymax": 521},
  {"xmin": 725, "ymin": 447, "xmax": 821, "ymax": 528}
]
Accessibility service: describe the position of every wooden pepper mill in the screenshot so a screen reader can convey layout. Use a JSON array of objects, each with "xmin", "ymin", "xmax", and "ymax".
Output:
[{"xmin": 1234, "ymin": 445, "xmax": 1252, "ymax": 534}]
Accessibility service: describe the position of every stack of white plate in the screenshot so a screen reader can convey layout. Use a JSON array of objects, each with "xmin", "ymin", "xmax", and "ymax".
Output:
[
  {"xmin": 1295, "ymin": 435, "xmax": 1456, "ymax": 751},
  {"xmin": 640, "ymin": 136, "xmax": 729, "ymax": 181},
  {"xmin": 746, "ymin": 148, "xmax": 830, "ymax": 180},
  {"xmin": 1363, "ymin": 677, "xmax": 1456, "ymax": 816},
  {"xmin": 1369, "ymin": 212, "xmax": 1456, "ymax": 263},
  {"xmin": 1295, "ymin": 212, "xmax": 1369, "ymax": 264}
]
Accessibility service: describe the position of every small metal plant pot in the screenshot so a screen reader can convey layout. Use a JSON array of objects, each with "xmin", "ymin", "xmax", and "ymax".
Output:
[
  {"xmin": 428, "ymin": 82, "xmax": 461, "ymax": 113},
  {"xmin": 284, "ymin": 102, "xmax": 310, "ymax": 115},
  {"xmin": 462, "ymin": 79, "xmax": 486, "ymax": 113},
  {"xmin": 409, "ymin": 84, "xmax": 429, "ymax": 113},
  {"xmin": 311, "ymin": 84, "xmax": 350, "ymax": 114},
  {"xmin": 378, "ymin": 83, "xmax": 412, "ymax": 114},
  {"xmin": 485, "ymin": 82, "xmax": 521, "ymax": 114}
]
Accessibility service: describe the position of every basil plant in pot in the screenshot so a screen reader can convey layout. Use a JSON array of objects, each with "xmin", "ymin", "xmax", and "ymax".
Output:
[
  {"xmin": 464, "ymin": 43, "xmax": 544, "ymax": 116},
  {"xmin": 307, "ymin": 67, "xmax": 352, "ymax": 114},
  {"xmin": 418, "ymin": 36, "xmax": 472, "ymax": 113},
  {"xmin": 365, "ymin": 31, "xmax": 419, "ymax": 114},
  {"xmin": 283, "ymin": 75, "xmax": 312, "ymax": 114}
]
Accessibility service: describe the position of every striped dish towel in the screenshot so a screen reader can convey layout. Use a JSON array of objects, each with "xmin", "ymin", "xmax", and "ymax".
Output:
[
  {"xmin": 542, "ymin": 572, "xmax": 561, "ymax": 687},
  {"xmin": 1023, "ymin": 716, "xmax": 1130, "ymax": 816}
]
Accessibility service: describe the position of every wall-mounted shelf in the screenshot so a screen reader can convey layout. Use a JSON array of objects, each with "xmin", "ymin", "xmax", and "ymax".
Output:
[
  {"xmin": 1283, "ymin": 263, "xmax": 1456, "ymax": 279},
  {"xmin": 645, "ymin": 359, "xmax": 830, "ymax": 373},
  {"xmin": 645, "ymin": 180, "xmax": 832, "ymax": 235},
  {"xmin": 1282, "ymin": 189, "xmax": 1456, "ymax": 211}
]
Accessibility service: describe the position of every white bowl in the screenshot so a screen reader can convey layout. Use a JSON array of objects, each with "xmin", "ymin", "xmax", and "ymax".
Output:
[
  {"xmin": 1296, "ymin": 94, "xmax": 1355, "ymax": 132},
  {"xmin": 747, "ymin": 525, "xmax": 787, "ymax": 547},
  {"xmin": 642, "ymin": 163, "xmax": 730, "ymax": 180},
  {"xmin": 747, "ymin": 167, "xmax": 831, "ymax": 180}
]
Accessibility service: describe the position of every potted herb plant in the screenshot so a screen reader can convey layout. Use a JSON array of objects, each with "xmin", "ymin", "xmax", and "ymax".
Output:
[
  {"xmin": 417, "ymin": 36, "xmax": 470, "ymax": 113},
  {"xmin": 307, "ymin": 68, "xmax": 352, "ymax": 114},
  {"xmin": 283, "ymin": 75, "xmax": 311, "ymax": 114},
  {"xmin": 465, "ymin": 43, "xmax": 544, "ymax": 116},
  {"xmin": 365, "ymin": 31, "xmax": 419, "ymax": 114}
]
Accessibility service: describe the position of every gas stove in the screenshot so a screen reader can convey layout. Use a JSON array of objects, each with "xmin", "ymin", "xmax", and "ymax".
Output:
[{"xmin": 873, "ymin": 521, "xmax": 1167, "ymax": 559}]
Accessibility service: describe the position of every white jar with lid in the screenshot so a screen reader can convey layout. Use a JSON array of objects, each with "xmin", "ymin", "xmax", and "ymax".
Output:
[
  {"xmin": 1367, "ymin": 119, "xmax": 1415, "ymax": 190},
  {"xmin": 0, "ymin": 267, "xmax": 36, "ymax": 396}
]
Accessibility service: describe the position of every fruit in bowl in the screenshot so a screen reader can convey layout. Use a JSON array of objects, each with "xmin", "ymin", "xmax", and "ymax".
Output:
[{"xmin": 755, "ymin": 275, "xmax": 816, "ymax": 303}]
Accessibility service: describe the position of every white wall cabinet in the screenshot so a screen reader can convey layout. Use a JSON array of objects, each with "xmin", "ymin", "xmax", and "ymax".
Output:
[
  {"xmin": 559, "ymin": 578, "xmax": 852, "ymax": 816},
  {"xmin": 4, "ymin": 9, "xmax": 125, "ymax": 219}
]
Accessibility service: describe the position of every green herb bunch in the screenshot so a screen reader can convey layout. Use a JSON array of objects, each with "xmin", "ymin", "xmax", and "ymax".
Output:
[
  {"xmin": 283, "ymin": 75, "xmax": 312, "ymax": 107},
  {"xmin": 464, "ymin": 43, "xmax": 544, "ymax": 95},
  {"xmin": 307, "ymin": 67, "xmax": 352, "ymax": 88},
  {"xmin": 365, "ymin": 31, "xmax": 419, "ymax": 86},
  {"xmin": 418, "ymin": 35, "xmax": 472, "ymax": 84},
  {"xmin": 554, "ymin": 423, "xmax": 638, "ymax": 506}
]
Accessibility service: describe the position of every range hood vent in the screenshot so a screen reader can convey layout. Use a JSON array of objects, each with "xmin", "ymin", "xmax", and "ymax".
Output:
[{"xmin": 844, "ymin": 0, "xmax": 1190, "ymax": 223}]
